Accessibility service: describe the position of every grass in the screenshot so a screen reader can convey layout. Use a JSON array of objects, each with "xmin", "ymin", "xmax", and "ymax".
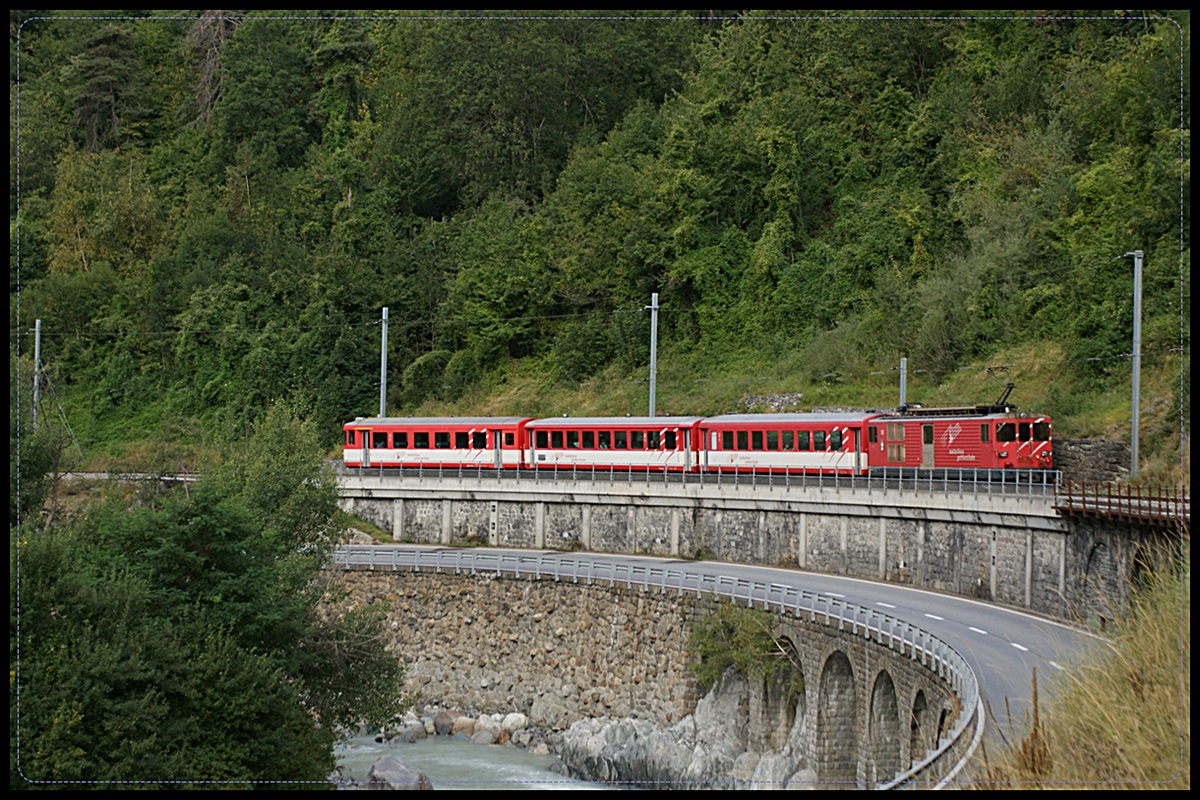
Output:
[{"xmin": 974, "ymin": 540, "xmax": 1191, "ymax": 789}]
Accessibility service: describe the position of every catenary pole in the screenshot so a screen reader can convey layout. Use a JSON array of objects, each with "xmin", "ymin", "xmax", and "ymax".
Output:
[
  {"xmin": 645, "ymin": 293, "xmax": 659, "ymax": 417},
  {"xmin": 380, "ymin": 307, "xmax": 389, "ymax": 418}
]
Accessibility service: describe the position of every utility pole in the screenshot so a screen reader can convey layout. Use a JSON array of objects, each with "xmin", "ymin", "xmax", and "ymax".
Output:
[
  {"xmin": 1121, "ymin": 251, "xmax": 1144, "ymax": 478},
  {"xmin": 32, "ymin": 319, "xmax": 42, "ymax": 430},
  {"xmin": 379, "ymin": 307, "xmax": 389, "ymax": 418},
  {"xmin": 645, "ymin": 293, "xmax": 659, "ymax": 417},
  {"xmin": 899, "ymin": 357, "xmax": 907, "ymax": 410}
]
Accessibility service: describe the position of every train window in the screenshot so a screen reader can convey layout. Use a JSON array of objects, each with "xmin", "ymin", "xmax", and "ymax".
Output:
[
  {"xmin": 980, "ymin": 425, "xmax": 989, "ymax": 443},
  {"xmin": 1033, "ymin": 421, "xmax": 1050, "ymax": 441},
  {"xmin": 455, "ymin": 432, "xmax": 470, "ymax": 448},
  {"xmin": 751, "ymin": 431, "xmax": 763, "ymax": 450},
  {"xmin": 505, "ymin": 432, "xmax": 515, "ymax": 446},
  {"xmin": 435, "ymin": 432, "xmax": 451, "ymax": 449},
  {"xmin": 887, "ymin": 423, "xmax": 905, "ymax": 441},
  {"xmin": 346, "ymin": 430, "xmax": 355, "ymax": 446},
  {"xmin": 996, "ymin": 422, "xmax": 1016, "ymax": 442},
  {"xmin": 615, "ymin": 431, "xmax": 627, "ymax": 449},
  {"xmin": 414, "ymin": 432, "xmax": 429, "ymax": 449},
  {"xmin": 830, "ymin": 430, "xmax": 842, "ymax": 450},
  {"xmin": 782, "ymin": 431, "xmax": 793, "ymax": 450},
  {"xmin": 372, "ymin": 431, "xmax": 388, "ymax": 449},
  {"xmin": 395, "ymin": 432, "xmax": 408, "ymax": 448},
  {"xmin": 887, "ymin": 444, "xmax": 906, "ymax": 462},
  {"xmin": 1018, "ymin": 422, "xmax": 1031, "ymax": 442},
  {"xmin": 648, "ymin": 431, "xmax": 660, "ymax": 449},
  {"xmin": 567, "ymin": 431, "xmax": 580, "ymax": 449},
  {"xmin": 766, "ymin": 430, "xmax": 778, "ymax": 451},
  {"xmin": 536, "ymin": 430, "xmax": 548, "ymax": 448},
  {"xmin": 473, "ymin": 432, "xmax": 487, "ymax": 448},
  {"xmin": 632, "ymin": 431, "xmax": 645, "ymax": 449},
  {"xmin": 737, "ymin": 431, "xmax": 748, "ymax": 450},
  {"xmin": 664, "ymin": 430, "xmax": 676, "ymax": 449},
  {"xmin": 868, "ymin": 427, "xmax": 878, "ymax": 444},
  {"xmin": 583, "ymin": 431, "xmax": 595, "ymax": 448},
  {"xmin": 797, "ymin": 431, "xmax": 810, "ymax": 451},
  {"xmin": 599, "ymin": 431, "xmax": 611, "ymax": 449},
  {"xmin": 551, "ymin": 431, "xmax": 564, "ymax": 449},
  {"xmin": 814, "ymin": 431, "xmax": 826, "ymax": 451},
  {"xmin": 923, "ymin": 426, "xmax": 934, "ymax": 445},
  {"xmin": 723, "ymin": 431, "xmax": 733, "ymax": 450}
]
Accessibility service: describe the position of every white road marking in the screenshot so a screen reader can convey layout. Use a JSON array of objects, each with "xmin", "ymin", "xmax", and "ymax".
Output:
[
  {"xmin": 1011, "ymin": 643, "xmax": 1028, "ymax": 652},
  {"xmin": 969, "ymin": 627, "xmax": 988, "ymax": 635},
  {"xmin": 877, "ymin": 602, "xmax": 896, "ymax": 609},
  {"xmin": 924, "ymin": 613, "xmax": 943, "ymax": 621},
  {"xmin": 825, "ymin": 592, "xmax": 844, "ymax": 598}
]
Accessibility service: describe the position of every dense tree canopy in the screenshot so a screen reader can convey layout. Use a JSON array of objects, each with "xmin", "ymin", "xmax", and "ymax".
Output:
[{"xmin": 8, "ymin": 10, "xmax": 1189, "ymax": 433}]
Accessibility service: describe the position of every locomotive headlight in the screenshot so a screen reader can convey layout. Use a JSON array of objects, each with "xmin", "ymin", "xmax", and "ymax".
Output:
[{"xmin": 998, "ymin": 451, "xmax": 1008, "ymax": 458}]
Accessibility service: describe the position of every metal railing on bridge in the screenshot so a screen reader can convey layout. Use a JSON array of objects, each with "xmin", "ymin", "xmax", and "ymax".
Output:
[
  {"xmin": 338, "ymin": 461, "xmax": 1061, "ymax": 497},
  {"xmin": 1054, "ymin": 482, "xmax": 1190, "ymax": 528},
  {"xmin": 330, "ymin": 545, "xmax": 981, "ymax": 789}
]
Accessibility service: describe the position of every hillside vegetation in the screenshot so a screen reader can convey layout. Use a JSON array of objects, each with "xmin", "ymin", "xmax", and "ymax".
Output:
[{"xmin": 9, "ymin": 11, "xmax": 1189, "ymax": 487}]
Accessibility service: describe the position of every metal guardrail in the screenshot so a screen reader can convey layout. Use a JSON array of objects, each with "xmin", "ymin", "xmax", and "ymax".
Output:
[
  {"xmin": 330, "ymin": 546, "xmax": 981, "ymax": 789},
  {"xmin": 338, "ymin": 462, "xmax": 1061, "ymax": 497}
]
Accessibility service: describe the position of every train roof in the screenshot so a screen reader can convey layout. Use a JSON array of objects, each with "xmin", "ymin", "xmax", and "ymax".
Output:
[
  {"xmin": 873, "ymin": 409, "xmax": 1049, "ymax": 422},
  {"xmin": 527, "ymin": 416, "xmax": 705, "ymax": 427},
  {"xmin": 345, "ymin": 416, "xmax": 532, "ymax": 427},
  {"xmin": 700, "ymin": 412, "xmax": 877, "ymax": 424}
]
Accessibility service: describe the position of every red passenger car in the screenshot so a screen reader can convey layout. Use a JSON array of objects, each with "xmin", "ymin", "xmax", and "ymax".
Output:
[
  {"xmin": 342, "ymin": 417, "xmax": 533, "ymax": 469},
  {"xmin": 697, "ymin": 413, "xmax": 874, "ymax": 475},
  {"xmin": 524, "ymin": 417, "xmax": 704, "ymax": 472}
]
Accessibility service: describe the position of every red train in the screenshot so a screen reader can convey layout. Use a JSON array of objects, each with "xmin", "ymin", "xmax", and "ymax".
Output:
[{"xmin": 343, "ymin": 404, "xmax": 1053, "ymax": 476}]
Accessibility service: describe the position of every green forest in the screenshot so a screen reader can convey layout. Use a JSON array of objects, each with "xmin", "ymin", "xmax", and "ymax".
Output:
[
  {"xmin": 8, "ymin": 10, "xmax": 1190, "ymax": 788},
  {"xmin": 10, "ymin": 10, "xmax": 1190, "ymax": 482}
]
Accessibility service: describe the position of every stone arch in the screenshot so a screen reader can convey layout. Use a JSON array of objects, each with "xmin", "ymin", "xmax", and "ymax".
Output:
[
  {"xmin": 909, "ymin": 689, "xmax": 930, "ymax": 767},
  {"xmin": 868, "ymin": 670, "xmax": 901, "ymax": 786},
  {"xmin": 815, "ymin": 649, "xmax": 858, "ymax": 789}
]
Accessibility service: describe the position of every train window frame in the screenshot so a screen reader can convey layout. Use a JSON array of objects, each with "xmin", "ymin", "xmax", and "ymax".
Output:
[
  {"xmin": 395, "ymin": 432, "xmax": 408, "ymax": 448},
  {"xmin": 922, "ymin": 426, "xmax": 934, "ymax": 445},
  {"xmin": 737, "ymin": 431, "xmax": 748, "ymax": 450},
  {"xmin": 751, "ymin": 431, "xmax": 763, "ymax": 450},
  {"xmin": 814, "ymin": 431, "xmax": 826, "ymax": 451},
  {"xmin": 766, "ymin": 430, "xmax": 778, "ymax": 451},
  {"xmin": 372, "ymin": 431, "xmax": 389, "ymax": 449},
  {"xmin": 615, "ymin": 431, "xmax": 627, "ymax": 449},
  {"xmin": 996, "ymin": 422, "xmax": 1016, "ymax": 442},
  {"xmin": 886, "ymin": 422, "xmax": 905, "ymax": 441},
  {"xmin": 583, "ymin": 431, "xmax": 595, "ymax": 449},
  {"xmin": 473, "ymin": 431, "xmax": 487, "ymax": 448},
  {"xmin": 1018, "ymin": 422, "xmax": 1031, "ymax": 442},
  {"xmin": 599, "ymin": 431, "xmax": 611, "ymax": 449},
  {"xmin": 434, "ymin": 432, "xmax": 451, "ymax": 449},
  {"xmin": 455, "ymin": 432, "xmax": 470, "ymax": 449},
  {"xmin": 504, "ymin": 432, "xmax": 515, "ymax": 446},
  {"xmin": 346, "ymin": 430, "xmax": 356, "ymax": 446},
  {"xmin": 535, "ymin": 430, "xmax": 548, "ymax": 448},
  {"xmin": 868, "ymin": 426, "xmax": 878, "ymax": 444},
  {"xmin": 648, "ymin": 430, "xmax": 660, "ymax": 449},
  {"xmin": 413, "ymin": 432, "xmax": 429, "ymax": 449},
  {"xmin": 830, "ymin": 430, "xmax": 842, "ymax": 450},
  {"xmin": 782, "ymin": 431, "xmax": 793, "ymax": 450},
  {"xmin": 551, "ymin": 431, "xmax": 564, "ymax": 449},
  {"xmin": 797, "ymin": 431, "xmax": 810, "ymax": 451},
  {"xmin": 887, "ymin": 443, "xmax": 906, "ymax": 462},
  {"xmin": 664, "ymin": 430, "xmax": 676, "ymax": 449},
  {"xmin": 631, "ymin": 431, "xmax": 645, "ymax": 449},
  {"xmin": 567, "ymin": 430, "xmax": 580, "ymax": 449},
  {"xmin": 1033, "ymin": 421, "xmax": 1050, "ymax": 441},
  {"xmin": 722, "ymin": 431, "xmax": 733, "ymax": 450},
  {"xmin": 980, "ymin": 425, "xmax": 989, "ymax": 443}
]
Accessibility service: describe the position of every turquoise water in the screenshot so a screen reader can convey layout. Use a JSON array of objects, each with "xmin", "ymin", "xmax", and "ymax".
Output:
[{"xmin": 334, "ymin": 733, "xmax": 611, "ymax": 791}]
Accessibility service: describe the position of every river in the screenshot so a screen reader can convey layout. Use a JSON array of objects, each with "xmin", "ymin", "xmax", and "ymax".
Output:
[{"xmin": 334, "ymin": 733, "xmax": 618, "ymax": 790}]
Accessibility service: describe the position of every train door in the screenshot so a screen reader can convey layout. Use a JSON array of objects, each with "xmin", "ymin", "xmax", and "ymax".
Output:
[
  {"xmin": 921, "ymin": 424, "xmax": 935, "ymax": 468},
  {"xmin": 491, "ymin": 429, "xmax": 503, "ymax": 468},
  {"xmin": 357, "ymin": 428, "xmax": 372, "ymax": 467},
  {"xmin": 852, "ymin": 428, "xmax": 862, "ymax": 473}
]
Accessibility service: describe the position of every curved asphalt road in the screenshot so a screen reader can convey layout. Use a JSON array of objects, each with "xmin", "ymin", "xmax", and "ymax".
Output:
[{"xmin": 343, "ymin": 544, "xmax": 1108, "ymax": 771}]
